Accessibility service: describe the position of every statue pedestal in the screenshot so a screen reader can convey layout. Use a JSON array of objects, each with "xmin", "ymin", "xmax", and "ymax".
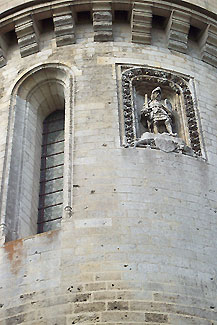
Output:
[{"xmin": 135, "ymin": 132, "xmax": 194, "ymax": 156}]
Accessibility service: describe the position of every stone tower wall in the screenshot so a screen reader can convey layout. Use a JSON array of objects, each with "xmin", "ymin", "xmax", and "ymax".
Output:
[{"xmin": 0, "ymin": 0, "xmax": 217, "ymax": 324}]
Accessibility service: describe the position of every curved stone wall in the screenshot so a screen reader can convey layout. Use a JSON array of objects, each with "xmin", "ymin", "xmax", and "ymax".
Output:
[{"xmin": 0, "ymin": 0, "xmax": 217, "ymax": 324}]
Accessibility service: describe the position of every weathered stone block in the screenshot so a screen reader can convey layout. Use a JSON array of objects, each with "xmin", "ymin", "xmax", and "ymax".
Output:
[
  {"xmin": 145, "ymin": 313, "xmax": 168, "ymax": 323},
  {"xmin": 74, "ymin": 302, "xmax": 106, "ymax": 313},
  {"xmin": 107, "ymin": 301, "xmax": 129, "ymax": 311}
]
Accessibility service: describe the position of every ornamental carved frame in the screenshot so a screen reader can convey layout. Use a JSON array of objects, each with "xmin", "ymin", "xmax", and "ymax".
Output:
[{"xmin": 120, "ymin": 65, "xmax": 202, "ymax": 157}]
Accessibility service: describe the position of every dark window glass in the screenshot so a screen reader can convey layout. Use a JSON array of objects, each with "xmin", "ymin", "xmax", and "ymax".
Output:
[{"xmin": 37, "ymin": 110, "xmax": 64, "ymax": 233}]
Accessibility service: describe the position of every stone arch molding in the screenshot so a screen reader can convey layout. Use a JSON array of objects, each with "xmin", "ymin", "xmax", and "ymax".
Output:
[
  {"xmin": 0, "ymin": 63, "xmax": 74, "ymax": 242},
  {"xmin": 120, "ymin": 66, "xmax": 203, "ymax": 157}
]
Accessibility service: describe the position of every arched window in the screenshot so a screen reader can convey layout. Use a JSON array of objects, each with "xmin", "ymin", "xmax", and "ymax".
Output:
[
  {"xmin": 38, "ymin": 110, "xmax": 65, "ymax": 233},
  {"xmin": 0, "ymin": 64, "xmax": 73, "ymax": 242}
]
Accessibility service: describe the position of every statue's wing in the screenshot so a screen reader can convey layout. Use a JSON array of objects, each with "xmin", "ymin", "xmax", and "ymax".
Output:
[{"xmin": 164, "ymin": 99, "xmax": 172, "ymax": 112}]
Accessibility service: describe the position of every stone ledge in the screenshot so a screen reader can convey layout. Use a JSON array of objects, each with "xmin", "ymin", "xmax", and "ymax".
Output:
[{"xmin": 135, "ymin": 132, "xmax": 194, "ymax": 156}]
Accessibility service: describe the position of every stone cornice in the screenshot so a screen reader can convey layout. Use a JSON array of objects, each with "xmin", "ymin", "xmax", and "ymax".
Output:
[
  {"xmin": 0, "ymin": 1, "xmax": 217, "ymax": 27},
  {"xmin": 0, "ymin": 0, "xmax": 216, "ymax": 68},
  {"xmin": 0, "ymin": 0, "xmax": 217, "ymax": 21}
]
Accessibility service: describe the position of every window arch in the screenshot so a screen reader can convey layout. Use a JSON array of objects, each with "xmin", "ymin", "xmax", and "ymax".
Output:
[{"xmin": 0, "ymin": 64, "xmax": 74, "ymax": 242}]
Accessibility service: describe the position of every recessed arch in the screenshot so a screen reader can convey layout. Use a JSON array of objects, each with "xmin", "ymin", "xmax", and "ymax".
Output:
[{"xmin": 0, "ymin": 63, "xmax": 74, "ymax": 242}]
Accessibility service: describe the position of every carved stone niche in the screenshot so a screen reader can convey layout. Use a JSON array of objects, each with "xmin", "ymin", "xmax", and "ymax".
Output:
[{"xmin": 120, "ymin": 66, "xmax": 202, "ymax": 156}]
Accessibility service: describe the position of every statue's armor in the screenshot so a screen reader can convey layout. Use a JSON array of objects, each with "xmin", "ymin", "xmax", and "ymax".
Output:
[{"xmin": 149, "ymin": 100, "xmax": 171, "ymax": 122}]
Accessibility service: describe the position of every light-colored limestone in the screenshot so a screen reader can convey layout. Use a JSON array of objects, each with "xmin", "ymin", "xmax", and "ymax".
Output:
[{"xmin": 0, "ymin": 0, "xmax": 216, "ymax": 324}]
